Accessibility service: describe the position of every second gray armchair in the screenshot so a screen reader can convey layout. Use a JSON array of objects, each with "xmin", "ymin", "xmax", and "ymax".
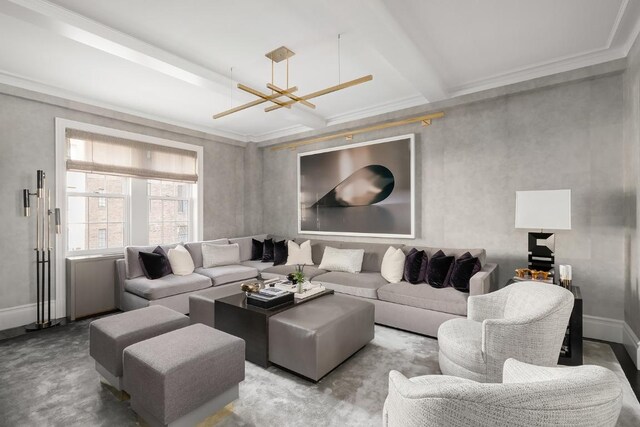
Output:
[
  {"xmin": 383, "ymin": 358, "xmax": 622, "ymax": 427},
  {"xmin": 437, "ymin": 281, "xmax": 574, "ymax": 383}
]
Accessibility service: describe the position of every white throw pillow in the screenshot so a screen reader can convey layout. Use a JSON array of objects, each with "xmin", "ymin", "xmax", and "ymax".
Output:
[
  {"xmin": 319, "ymin": 246, "xmax": 365, "ymax": 274},
  {"xmin": 286, "ymin": 240, "xmax": 314, "ymax": 265},
  {"xmin": 202, "ymin": 242, "xmax": 240, "ymax": 268},
  {"xmin": 381, "ymin": 246, "xmax": 405, "ymax": 283},
  {"xmin": 167, "ymin": 245, "xmax": 195, "ymax": 276}
]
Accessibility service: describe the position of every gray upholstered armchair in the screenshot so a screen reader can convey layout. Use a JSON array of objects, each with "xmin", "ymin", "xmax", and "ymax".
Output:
[
  {"xmin": 383, "ymin": 358, "xmax": 622, "ymax": 427},
  {"xmin": 437, "ymin": 282, "xmax": 574, "ymax": 383}
]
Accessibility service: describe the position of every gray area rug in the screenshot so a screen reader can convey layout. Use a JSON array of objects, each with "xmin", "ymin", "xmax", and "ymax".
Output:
[{"xmin": 0, "ymin": 319, "xmax": 638, "ymax": 426}]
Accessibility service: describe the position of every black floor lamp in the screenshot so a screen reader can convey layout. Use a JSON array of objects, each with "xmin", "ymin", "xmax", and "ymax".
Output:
[{"xmin": 23, "ymin": 170, "xmax": 62, "ymax": 331}]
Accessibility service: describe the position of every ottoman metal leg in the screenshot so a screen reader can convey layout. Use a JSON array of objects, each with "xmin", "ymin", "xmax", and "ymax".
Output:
[{"xmin": 133, "ymin": 385, "xmax": 239, "ymax": 427}]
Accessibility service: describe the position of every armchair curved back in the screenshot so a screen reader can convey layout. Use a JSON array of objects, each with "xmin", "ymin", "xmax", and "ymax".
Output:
[{"xmin": 503, "ymin": 282, "xmax": 574, "ymax": 321}]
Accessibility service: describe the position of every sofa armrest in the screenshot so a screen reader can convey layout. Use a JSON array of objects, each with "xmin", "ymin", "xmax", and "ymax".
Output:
[
  {"xmin": 469, "ymin": 262, "xmax": 498, "ymax": 296},
  {"xmin": 115, "ymin": 259, "xmax": 126, "ymax": 311}
]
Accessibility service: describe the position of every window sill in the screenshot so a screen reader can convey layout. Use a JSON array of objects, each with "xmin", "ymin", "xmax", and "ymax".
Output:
[{"xmin": 66, "ymin": 252, "xmax": 124, "ymax": 261}]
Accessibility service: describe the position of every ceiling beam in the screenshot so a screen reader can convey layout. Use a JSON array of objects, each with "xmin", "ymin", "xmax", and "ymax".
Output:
[
  {"xmin": 0, "ymin": 0, "xmax": 329, "ymax": 129},
  {"xmin": 0, "ymin": 0, "xmax": 232, "ymax": 93},
  {"xmin": 314, "ymin": 0, "xmax": 448, "ymax": 103}
]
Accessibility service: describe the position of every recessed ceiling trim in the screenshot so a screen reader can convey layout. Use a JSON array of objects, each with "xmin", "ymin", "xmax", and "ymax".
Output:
[
  {"xmin": 0, "ymin": 69, "xmax": 248, "ymax": 145},
  {"xmin": 315, "ymin": 0, "xmax": 448, "ymax": 102}
]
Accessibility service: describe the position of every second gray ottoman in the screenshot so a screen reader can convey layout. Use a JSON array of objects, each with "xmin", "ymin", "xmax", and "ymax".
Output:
[
  {"xmin": 123, "ymin": 323, "xmax": 245, "ymax": 427},
  {"xmin": 89, "ymin": 305, "xmax": 189, "ymax": 390},
  {"xmin": 269, "ymin": 294, "xmax": 375, "ymax": 381}
]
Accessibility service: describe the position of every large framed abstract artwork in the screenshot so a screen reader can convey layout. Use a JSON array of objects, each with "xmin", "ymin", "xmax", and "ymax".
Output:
[{"xmin": 298, "ymin": 134, "xmax": 415, "ymax": 238}]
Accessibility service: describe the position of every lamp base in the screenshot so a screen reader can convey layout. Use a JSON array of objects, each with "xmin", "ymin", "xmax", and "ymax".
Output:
[
  {"xmin": 528, "ymin": 232, "xmax": 555, "ymax": 273},
  {"xmin": 25, "ymin": 319, "xmax": 62, "ymax": 332}
]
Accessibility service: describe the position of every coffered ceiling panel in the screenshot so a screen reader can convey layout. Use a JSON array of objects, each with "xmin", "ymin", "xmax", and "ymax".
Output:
[{"xmin": 0, "ymin": 0, "xmax": 638, "ymax": 143}]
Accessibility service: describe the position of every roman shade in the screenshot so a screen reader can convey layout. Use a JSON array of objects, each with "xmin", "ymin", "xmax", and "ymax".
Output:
[{"xmin": 66, "ymin": 129, "xmax": 198, "ymax": 183}]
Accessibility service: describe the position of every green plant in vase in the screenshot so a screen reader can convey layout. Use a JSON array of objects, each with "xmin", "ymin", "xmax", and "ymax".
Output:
[{"xmin": 293, "ymin": 265, "xmax": 306, "ymax": 293}]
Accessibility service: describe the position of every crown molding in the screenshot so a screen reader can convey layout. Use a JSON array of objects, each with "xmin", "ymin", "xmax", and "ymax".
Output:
[
  {"xmin": 0, "ymin": 69, "xmax": 248, "ymax": 145},
  {"xmin": 448, "ymin": 47, "xmax": 627, "ymax": 98}
]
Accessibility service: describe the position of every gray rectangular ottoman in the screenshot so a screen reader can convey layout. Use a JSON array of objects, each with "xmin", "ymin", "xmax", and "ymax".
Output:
[
  {"xmin": 269, "ymin": 294, "xmax": 374, "ymax": 381},
  {"xmin": 123, "ymin": 323, "xmax": 245, "ymax": 427},
  {"xmin": 89, "ymin": 306, "xmax": 189, "ymax": 390}
]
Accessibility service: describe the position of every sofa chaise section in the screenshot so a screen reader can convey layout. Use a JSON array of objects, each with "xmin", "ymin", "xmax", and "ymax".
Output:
[
  {"xmin": 125, "ymin": 273, "xmax": 212, "ymax": 300},
  {"xmin": 116, "ymin": 238, "xmax": 260, "ymax": 314}
]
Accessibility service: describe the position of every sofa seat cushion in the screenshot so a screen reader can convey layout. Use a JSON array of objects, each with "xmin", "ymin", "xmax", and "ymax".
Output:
[
  {"xmin": 437, "ymin": 318, "xmax": 484, "ymax": 373},
  {"xmin": 195, "ymin": 264, "xmax": 258, "ymax": 286},
  {"xmin": 377, "ymin": 282, "xmax": 469, "ymax": 316},
  {"xmin": 125, "ymin": 274, "xmax": 211, "ymax": 301},
  {"xmin": 195, "ymin": 265, "xmax": 257, "ymax": 286},
  {"xmin": 261, "ymin": 265, "xmax": 327, "ymax": 279},
  {"xmin": 241, "ymin": 260, "xmax": 275, "ymax": 272},
  {"xmin": 313, "ymin": 272, "xmax": 387, "ymax": 299}
]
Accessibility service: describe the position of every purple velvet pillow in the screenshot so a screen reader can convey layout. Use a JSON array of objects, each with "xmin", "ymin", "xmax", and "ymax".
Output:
[
  {"xmin": 273, "ymin": 240, "xmax": 288, "ymax": 266},
  {"xmin": 425, "ymin": 250, "xmax": 455, "ymax": 288},
  {"xmin": 447, "ymin": 252, "xmax": 482, "ymax": 292},
  {"xmin": 262, "ymin": 238, "xmax": 274, "ymax": 262},
  {"xmin": 138, "ymin": 246, "xmax": 172, "ymax": 280},
  {"xmin": 403, "ymin": 248, "xmax": 428, "ymax": 284}
]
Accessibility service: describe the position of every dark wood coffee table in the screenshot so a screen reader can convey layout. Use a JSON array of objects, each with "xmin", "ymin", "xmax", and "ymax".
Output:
[{"xmin": 214, "ymin": 289, "xmax": 334, "ymax": 367}]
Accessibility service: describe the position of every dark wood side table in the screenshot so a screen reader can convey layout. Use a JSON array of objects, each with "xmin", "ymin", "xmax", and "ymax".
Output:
[
  {"xmin": 504, "ymin": 279, "xmax": 583, "ymax": 366},
  {"xmin": 558, "ymin": 286, "xmax": 583, "ymax": 366},
  {"xmin": 214, "ymin": 289, "xmax": 334, "ymax": 367}
]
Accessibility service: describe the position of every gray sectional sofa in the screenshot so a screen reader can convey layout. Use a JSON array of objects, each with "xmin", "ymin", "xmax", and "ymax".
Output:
[{"xmin": 116, "ymin": 234, "xmax": 498, "ymax": 337}]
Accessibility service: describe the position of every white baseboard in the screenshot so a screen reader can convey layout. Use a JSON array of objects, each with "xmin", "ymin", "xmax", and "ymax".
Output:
[
  {"xmin": 583, "ymin": 315, "xmax": 624, "ymax": 343},
  {"xmin": 0, "ymin": 301, "xmax": 58, "ymax": 331},
  {"xmin": 623, "ymin": 322, "xmax": 640, "ymax": 369}
]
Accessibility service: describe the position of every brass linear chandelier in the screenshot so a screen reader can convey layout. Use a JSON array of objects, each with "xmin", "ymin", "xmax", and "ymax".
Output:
[{"xmin": 213, "ymin": 45, "xmax": 373, "ymax": 119}]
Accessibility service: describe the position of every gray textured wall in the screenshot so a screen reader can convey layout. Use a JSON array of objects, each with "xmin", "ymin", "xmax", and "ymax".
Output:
[
  {"xmin": 262, "ymin": 74, "xmax": 626, "ymax": 322},
  {"xmin": 0, "ymin": 92, "xmax": 248, "ymax": 310},
  {"xmin": 624, "ymin": 35, "xmax": 640, "ymax": 339}
]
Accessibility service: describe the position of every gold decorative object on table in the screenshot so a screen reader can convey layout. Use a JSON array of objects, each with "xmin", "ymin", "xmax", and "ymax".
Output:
[
  {"xmin": 241, "ymin": 282, "xmax": 261, "ymax": 296},
  {"xmin": 514, "ymin": 268, "xmax": 553, "ymax": 283},
  {"xmin": 530, "ymin": 270, "xmax": 550, "ymax": 281}
]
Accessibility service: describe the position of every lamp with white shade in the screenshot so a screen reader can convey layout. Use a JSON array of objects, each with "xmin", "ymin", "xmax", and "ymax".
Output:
[{"xmin": 515, "ymin": 189, "xmax": 571, "ymax": 274}]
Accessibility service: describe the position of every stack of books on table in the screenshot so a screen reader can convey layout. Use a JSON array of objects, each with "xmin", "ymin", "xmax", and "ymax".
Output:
[{"xmin": 247, "ymin": 287, "xmax": 294, "ymax": 309}]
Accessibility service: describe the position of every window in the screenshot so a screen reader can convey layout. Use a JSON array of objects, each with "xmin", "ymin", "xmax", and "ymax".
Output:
[
  {"xmin": 148, "ymin": 180, "xmax": 192, "ymax": 245},
  {"xmin": 97, "ymin": 229, "xmax": 107, "ymax": 248},
  {"xmin": 62, "ymin": 123, "xmax": 202, "ymax": 255},
  {"xmin": 66, "ymin": 171, "xmax": 126, "ymax": 252}
]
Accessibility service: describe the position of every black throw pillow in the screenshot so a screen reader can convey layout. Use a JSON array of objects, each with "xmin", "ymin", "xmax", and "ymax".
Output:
[
  {"xmin": 425, "ymin": 250, "xmax": 455, "ymax": 288},
  {"xmin": 273, "ymin": 240, "xmax": 288, "ymax": 266},
  {"xmin": 403, "ymin": 248, "xmax": 428, "ymax": 284},
  {"xmin": 153, "ymin": 246, "xmax": 173, "ymax": 274},
  {"xmin": 138, "ymin": 246, "xmax": 172, "ymax": 280},
  {"xmin": 251, "ymin": 238, "xmax": 264, "ymax": 261},
  {"xmin": 448, "ymin": 252, "xmax": 482, "ymax": 292},
  {"xmin": 262, "ymin": 238, "xmax": 274, "ymax": 263}
]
